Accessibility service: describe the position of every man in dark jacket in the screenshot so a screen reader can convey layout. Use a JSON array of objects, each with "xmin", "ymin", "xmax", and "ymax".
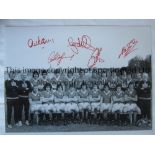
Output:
[
  {"xmin": 137, "ymin": 73, "xmax": 151, "ymax": 120},
  {"xmin": 5, "ymin": 71, "xmax": 19, "ymax": 128},
  {"xmin": 18, "ymin": 73, "xmax": 32, "ymax": 126}
]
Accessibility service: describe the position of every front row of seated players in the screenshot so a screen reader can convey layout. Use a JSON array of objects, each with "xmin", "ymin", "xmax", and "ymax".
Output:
[{"xmin": 29, "ymin": 82, "xmax": 141, "ymax": 126}]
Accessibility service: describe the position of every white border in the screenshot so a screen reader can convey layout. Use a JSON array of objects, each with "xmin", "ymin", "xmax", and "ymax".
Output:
[
  {"xmin": 0, "ymin": 0, "xmax": 155, "ymax": 19},
  {"xmin": 0, "ymin": 19, "xmax": 155, "ymax": 135}
]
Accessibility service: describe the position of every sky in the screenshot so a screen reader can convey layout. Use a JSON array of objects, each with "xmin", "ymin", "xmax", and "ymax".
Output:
[{"xmin": 5, "ymin": 26, "xmax": 151, "ymax": 69}]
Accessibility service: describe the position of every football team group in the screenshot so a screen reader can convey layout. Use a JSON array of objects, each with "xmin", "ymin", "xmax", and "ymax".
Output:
[{"xmin": 5, "ymin": 69, "xmax": 151, "ymax": 129}]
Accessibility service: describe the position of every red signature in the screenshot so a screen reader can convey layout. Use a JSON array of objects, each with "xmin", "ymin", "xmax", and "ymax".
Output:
[
  {"xmin": 68, "ymin": 35, "xmax": 104, "ymax": 68},
  {"xmin": 118, "ymin": 39, "xmax": 138, "ymax": 58},
  {"xmin": 27, "ymin": 36, "xmax": 54, "ymax": 48},
  {"xmin": 48, "ymin": 51, "xmax": 74, "ymax": 65},
  {"xmin": 87, "ymin": 48, "xmax": 104, "ymax": 68}
]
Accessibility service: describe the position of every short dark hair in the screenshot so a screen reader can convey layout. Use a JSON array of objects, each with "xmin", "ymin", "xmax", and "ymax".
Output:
[
  {"xmin": 42, "ymin": 70, "xmax": 47, "ymax": 75},
  {"xmin": 81, "ymin": 83, "xmax": 87, "ymax": 89},
  {"xmin": 104, "ymin": 84, "xmax": 109, "ymax": 89},
  {"xmin": 57, "ymin": 84, "xmax": 63, "ymax": 90},
  {"xmin": 54, "ymin": 69, "xmax": 60, "ymax": 74},
  {"xmin": 44, "ymin": 83, "xmax": 52, "ymax": 90},
  {"xmin": 32, "ymin": 71, "xmax": 39, "ymax": 77},
  {"xmin": 67, "ymin": 71, "xmax": 73, "ymax": 75}
]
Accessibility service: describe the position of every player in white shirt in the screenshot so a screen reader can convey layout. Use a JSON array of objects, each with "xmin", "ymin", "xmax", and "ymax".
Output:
[
  {"xmin": 38, "ymin": 70, "xmax": 50, "ymax": 91},
  {"xmin": 41, "ymin": 83, "xmax": 55, "ymax": 124},
  {"xmin": 63, "ymin": 71, "xmax": 76, "ymax": 91},
  {"xmin": 64, "ymin": 86, "xmax": 79, "ymax": 124},
  {"xmin": 75, "ymin": 70, "xmax": 88, "ymax": 91},
  {"xmin": 120, "ymin": 71, "xmax": 128, "ymax": 91},
  {"xmin": 108, "ymin": 71, "xmax": 119, "ymax": 92},
  {"xmin": 54, "ymin": 84, "xmax": 67, "ymax": 125},
  {"xmin": 100, "ymin": 84, "xmax": 113, "ymax": 123},
  {"xmin": 101, "ymin": 72, "xmax": 108, "ymax": 85},
  {"xmin": 124, "ymin": 82, "xmax": 141, "ymax": 124},
  {"xmin": 30, "ymin": 71, "xmax": 40, "ymax": 88},
  {"xmin": 111, "ymin": 85, "xmax": 125, "ymax": 125},
  {"xmin": 78, "ymin": 83, "xmax": 90, "ymax": 122},
  {"xmin": 29, "ymin": 85, "xmax": 42, "ymax": 125},
  {"xmin": 89, "ymin": 84, "xmax": 101, "ymax": 123}
]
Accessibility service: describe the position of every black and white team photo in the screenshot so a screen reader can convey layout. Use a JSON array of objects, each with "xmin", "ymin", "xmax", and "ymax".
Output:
[
  {"xmin": 5, "ymin": 58, "xmax": 152, "ymax": 132},
  {"xmin": 3, "ymin": 25, "xmax": 152, "ymax": 133}
]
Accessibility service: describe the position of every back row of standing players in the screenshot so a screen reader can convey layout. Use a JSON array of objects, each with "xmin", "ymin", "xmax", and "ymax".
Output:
[{"xmin": 5, "ymin": 69, "xmax": 151, "ymax": 128}]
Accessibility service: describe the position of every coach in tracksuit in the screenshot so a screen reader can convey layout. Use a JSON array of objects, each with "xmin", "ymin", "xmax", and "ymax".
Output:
[
  {"xmin": 137, "ymin": 73, "xmax": 151, "ymax": 120},
  {"xmin": 5, "ymin": 71, "xmax": 19, "ymax": 128},
  {"xmin": 18, "ymin": 73, "xmax": 32, "ymax": 126}
]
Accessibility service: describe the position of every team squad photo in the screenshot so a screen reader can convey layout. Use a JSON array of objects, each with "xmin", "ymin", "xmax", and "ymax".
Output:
[{"xmin": 5, "ymin": 56, "xmax": 152, "ymax": 132}]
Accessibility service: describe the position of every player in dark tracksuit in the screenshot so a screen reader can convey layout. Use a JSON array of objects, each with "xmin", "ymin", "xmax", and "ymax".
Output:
[
  {"xmin": 137, "ymin": 80, "xmax": 151, "ymax": 120},
  {"xmin": 18, "ymin": 73, "xmax": 32, "ymax": 126},
  {"xmin": 136, "ymin": 73, "xmax": 151, "ymax": 121},
  {"xmin": 5, "ymin": 72, "xmax": 19, "ymax": 128}
]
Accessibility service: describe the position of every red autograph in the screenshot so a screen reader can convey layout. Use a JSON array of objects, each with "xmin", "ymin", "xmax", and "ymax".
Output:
[
  {"xmin": 118, "ymin": 39, "xmax": 138, "ymax": 58},
  {"xmin": 68, "ymin": 35, "xmax": 104, "ymax": 68},
  {"xmin": 87, "ymin": 48, "xmax": 104, "ymax": 68},
  {"xmin": 48, "ymin": 51, "xmax": 74, "ymax": 66},
  {"xmin": 27, "ymin": 36, "xmax": 54, "ymax": 48}
]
